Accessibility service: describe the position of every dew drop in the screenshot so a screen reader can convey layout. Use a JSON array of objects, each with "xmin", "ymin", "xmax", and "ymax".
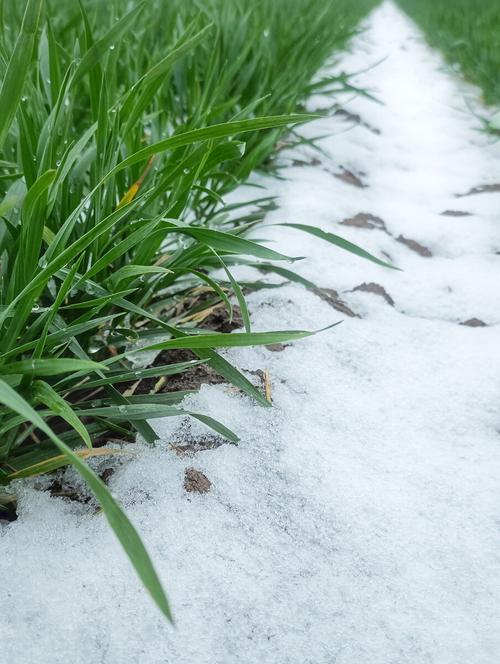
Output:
[{"xmin": 109, "ymin": 44, "xmax": 115, "ymax": 51}]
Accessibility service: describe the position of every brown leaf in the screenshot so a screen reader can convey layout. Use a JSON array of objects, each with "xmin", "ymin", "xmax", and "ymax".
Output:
[
  {"xmin": 457, "ymin": 183, "xmax": 500, "ymax": 197},
  {"xmin": 184, "ymin": 468, "xmax": 212, "ymax": 494},
  {"xmin": 352, "ymin": 282, "xmax": 394, "ymax": 307},
  {"xmin": 334, "ymin": 168, "xmax": 367, "ymax": 188},
  {"xmin": 340, "ymin": 212, "xmax": 388, "ymax": 232},
  {"xmin": 440, "ymin": 210, "xmax": 472, "ymax": 217},
  {"xmin": 316, "ymin": 288, "xmax": 360, "ymax": 317},
  {"xmin": 397, "ymin": 235, "xmax": 432, "ymax": 257}
]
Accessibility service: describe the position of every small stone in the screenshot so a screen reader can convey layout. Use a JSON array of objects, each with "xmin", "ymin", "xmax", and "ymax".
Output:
[
  {"xmin": 460, "ymin": 318, "xmax": 487, "ymax": 328},
  {"xmin": 184, "ymin": 468, "xmax": 212, "ymax": 494},
  {"xmin": 396, "ymin": 235, "xmax": 432, "ymax": 257}
]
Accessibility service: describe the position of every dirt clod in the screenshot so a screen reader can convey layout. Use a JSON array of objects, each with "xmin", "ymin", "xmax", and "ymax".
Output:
[
  {"xmin": 396, "ymin": 235, "xmax": 432, "ymax": 257},
  {"xmin": 352, "ymin": 282, "xmax": 395, "ymax": 306},
  {"xmin": 184, "ymin": 468, "xmax": 212, "ymax": 494},
  {"xmin": 100, "ymin": 468, "xmax": 115, "ymax": 484},
  {"xmin": 200, "ymin": 305, "xmax": 243, "ymax": 334}
]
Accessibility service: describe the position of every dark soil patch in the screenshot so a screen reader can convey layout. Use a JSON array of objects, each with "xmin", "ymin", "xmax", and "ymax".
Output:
[
  {"xmin": 396, "ymin": 235, "xmax": 432, "ymax": 257},
  {"xmin": 199, "ymin": 305, "xmax": 244, "ymax": 334},
  {"xmin": 106, "ymin": 348, "xmax": 227, "ymax": 398},
  {"xmin": 0, "ymin": 494, "xmax": 18, "ymax": 523},
  {"xmin": 352, "ymin": 282, "xmax": 395, "ymax": 307}
]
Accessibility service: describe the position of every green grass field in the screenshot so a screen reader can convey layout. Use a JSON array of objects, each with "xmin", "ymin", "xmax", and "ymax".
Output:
[
  {"xmin": 397, "ymin": 0, "xmax": 500, "ymax": 106},
  {"xmin": 0, "ymin": 0, "xmax": 379, "ymax": 619}
]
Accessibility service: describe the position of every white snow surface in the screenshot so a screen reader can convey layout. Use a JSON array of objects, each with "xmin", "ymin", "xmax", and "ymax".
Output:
[{"xmin": 2, "ymin": 3, "xmax": 500, "ymax": 663}]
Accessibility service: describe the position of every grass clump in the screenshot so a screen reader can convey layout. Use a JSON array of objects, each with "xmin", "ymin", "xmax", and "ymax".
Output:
[
  {"xmin": 397, "ymin": 0, "xmax": 500, "ymax": 106},
  {"xmin": 0, "ymin": 0, "xmax": 380, "ymax": 619}
]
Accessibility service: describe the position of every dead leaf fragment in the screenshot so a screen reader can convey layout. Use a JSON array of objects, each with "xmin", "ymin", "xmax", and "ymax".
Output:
[
  {"xmin": 316, "ymin": 288, "xmax": 360, "ymax": 317},
  {"xmin": 457, "ymin": 183, "xmax": 500, "ymax": 197},
  {"xmin": 396, "ymin": 235, "xmax": 432, "ymax": 257},
  {"xmin": 340, "ymin": 212, "xmax": 388, "ymax": 232},
  {"xmin": 334, "ymin": 167, "xmax": 367, "ymax": 188},
  {"xmin": 352, "ymin": 282, "xmax": 394, "ymax": 307},
  {"xmin": 184, "ymin": 467, "xmax": 212, "ymax": 494},
  {"xmin": 440, "ymin": 210, "xmax": 472, "ymax": 217},
  {"xmin": 266, "ymin": 343, "xmax": 287, "ymax": 352}
]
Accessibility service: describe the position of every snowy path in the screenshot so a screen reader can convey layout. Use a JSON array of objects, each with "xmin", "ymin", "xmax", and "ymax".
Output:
[{"xmin": 2, "ymin": 3, "xmax": 500, "ymax": 663}]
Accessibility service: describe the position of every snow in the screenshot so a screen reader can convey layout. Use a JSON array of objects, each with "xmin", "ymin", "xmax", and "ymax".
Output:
[{"xmin": 2, "ymin": 2, "xmax": 500, "ymax": 663}]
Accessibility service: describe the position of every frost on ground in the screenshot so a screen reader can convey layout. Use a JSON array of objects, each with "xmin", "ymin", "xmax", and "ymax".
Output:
[{"xmin": 2, "ymin": 2, "xmax": 500, "ymax": 663}]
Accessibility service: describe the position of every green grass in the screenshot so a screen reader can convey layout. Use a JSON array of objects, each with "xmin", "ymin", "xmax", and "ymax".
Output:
[
  {"xmin": 397, "ymin": 0, "xmax": 500, "ymax": 106},
  {"xmin": 0, "ymin": 0, "xmax": 380, "ymax": 619}
]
